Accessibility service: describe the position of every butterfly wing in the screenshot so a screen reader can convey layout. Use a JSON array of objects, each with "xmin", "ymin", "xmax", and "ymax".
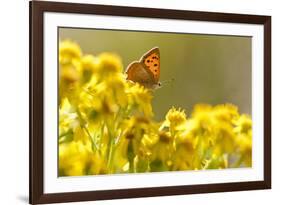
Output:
[
  {"xmin": 126, "ymin": 62, "xmax": 155, "ymax": 87},
  {"xmin": 140, "ymin": 47, "xmax": 160, "ymax": 83}
]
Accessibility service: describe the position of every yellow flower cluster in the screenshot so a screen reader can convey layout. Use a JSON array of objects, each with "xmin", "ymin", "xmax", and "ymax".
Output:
[{"xmin": 59, "ymin": 40, "xmax": 252, "ymax": 176}]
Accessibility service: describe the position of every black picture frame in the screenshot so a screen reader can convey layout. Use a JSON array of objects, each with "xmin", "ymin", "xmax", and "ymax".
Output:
[{"xmin": 30, "ymin": 1, "xmax": 271, "ymax": 204}]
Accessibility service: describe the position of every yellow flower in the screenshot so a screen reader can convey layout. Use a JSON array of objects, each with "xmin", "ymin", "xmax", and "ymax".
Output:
[
  {"xmin": 72, "ymin": 126, "xmax": 90, "ymax": 145},
  {"xmin": 59, "ymin": 40, "xmax": 82, "ymax": 65},
  {"xmin": 140, "ymin": 133, "xmax": 158, "ymax": 157},
  {"xmin": 59, "ymin": 141, "xmax": 91, "ymax": 176},
  {"xmin": 149, "ymin": 131, "xmax": 174, "ymax": 171},
  {"xmin": 127, "ymin": 83, "xmax": 153, "ymax": 117},
  {"xmin": 59, "ymin": 60, "xmax": 82, "ymax": 103},
  {"xmin": 166, "ymin": 107, "xmax": 187, "ymax": 125},
  {"xmin": 161, "ymin": 107, "xmax": 187, "ymax": 134},
  {"xmin": 80, "ymin": 55, "xmax": 99, "ymax": 83},
  {"xmin": 172, "ymin": 132, "xmax": 198, "ymax": 170},
  {"xmin": 115, "ymin": 116, "xmax": 159, "ymax": 172},
  {"xmin": 191, "ymin": 104, "xmax": 214, "ymax": 133},
  {"xmin": 121, "ymin": 116, "xmax": 156, "ymax": 151},
  {"xmin": 59, "ymin": 98, "xmax": 78, "ymax": 138},
  {"xmin": 87, "ymin": 152, "xmax": 108, "ymax": 175},
  {"xmin": 213, "ymin": 104, "xmax": 239, "ymax": 123},
  {"xmin": 233, "ymin": 114, "xmax": 252, "ymax": 166},
  {"xmin": 212, "ymin": 121, "xmax": 236, "ymax": 155},
  {"xmin": 234, "ymin": 114, "xmax": 252, "ymax": 134},
  {"xmin": 95, "ymin": 52, "xmax": 123, "ymax": 81},
  {"xmin": 60, "ymin": 63, "xmax": 80, "ymax": 83},
  {"xmin": 78, "ymin": 76, "xmax": 127, "ymax": 130},
  {"xmin": 103, "ymin": 75, "xmax": 128, "ymax": 108}
]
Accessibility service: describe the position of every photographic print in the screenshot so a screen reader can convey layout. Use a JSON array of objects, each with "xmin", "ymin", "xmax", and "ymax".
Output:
[
  {"xmin": 30, "ymin": 1, "xmax": 271, "ymax": 203},
  {"xmin": 58, "ymin": 28, "xmax": 252, "ymax": 176}
]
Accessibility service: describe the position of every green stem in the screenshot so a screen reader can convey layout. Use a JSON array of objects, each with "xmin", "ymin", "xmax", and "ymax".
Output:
[
  {"xmin": 107, "ymin": 138, "xmax": 114, "ymax": 172},
  {"xmin": 83, "ymin": 126, "xmax": 98, "ymax": 151},
  {"xmin": 106, "ymin": 109, "xmax": 123, "ymax": 172},
  {"xmin": 76, "ymin": 108, "xmax": 98, "ymax": 152}
]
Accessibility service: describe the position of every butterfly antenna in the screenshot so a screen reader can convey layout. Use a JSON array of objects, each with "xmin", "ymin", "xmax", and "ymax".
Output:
[{"xmin": 161, "ymin": 78, "xmax": 175, "ymax": 85}]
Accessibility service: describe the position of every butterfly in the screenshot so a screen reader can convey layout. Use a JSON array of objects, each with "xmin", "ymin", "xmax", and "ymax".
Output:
[{"xmin": 126, "ymin": 47, "xmax": 161, "ymax": 90}]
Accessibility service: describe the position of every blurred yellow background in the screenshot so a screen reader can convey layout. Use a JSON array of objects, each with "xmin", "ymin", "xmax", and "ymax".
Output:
[{"xmin": 59, "ymin": 28, "xmax": 251, "ymax": 120}]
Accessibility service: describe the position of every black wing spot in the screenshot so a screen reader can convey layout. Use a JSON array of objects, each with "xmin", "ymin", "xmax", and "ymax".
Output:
[
  {"xmin": 147, "ymin": 60, "xmax": 150, "ymax": 63},
  {"xmin": 154, "ymin": 64, "xmax": 158, "ymax": 66}
]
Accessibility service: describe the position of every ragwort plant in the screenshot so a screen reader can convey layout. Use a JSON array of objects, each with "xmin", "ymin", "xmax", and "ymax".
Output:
[{"xmin": 58, "ymin": 40, "xmax": 252, "ymax": 176}]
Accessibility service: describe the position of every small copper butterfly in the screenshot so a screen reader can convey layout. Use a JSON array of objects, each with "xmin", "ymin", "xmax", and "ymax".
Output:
[{"xmin": 126, "ymin": 47, "xmax": 161, "ymax": 90}]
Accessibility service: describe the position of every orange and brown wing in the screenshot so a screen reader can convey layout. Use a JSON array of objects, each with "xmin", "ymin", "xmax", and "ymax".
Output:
[
  {"xmin": 140, "ymin": 47, "xmax": 160, "ymax": 83},
  {"xmin": 126, "ymin": 62, "xmax": 154, "ymax": 85}
]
